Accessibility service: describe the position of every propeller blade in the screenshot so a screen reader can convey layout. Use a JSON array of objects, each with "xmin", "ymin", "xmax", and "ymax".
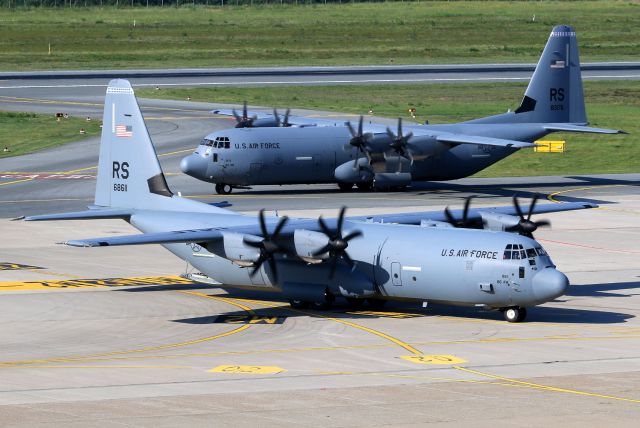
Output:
[
  {"xmin": 250, "ymin": 258, "xmax": 263, "ymax": 277},
  {"xmin": 343, "ymin": 230, "xmax": 363, "ymax": 242},
  {"xmin": 257, "ymin": 209, "xmax": 268, "ymax": 237},
  {"xmin": 444, "ymin": 207, "xmax": 456, "ymax": 225},
  {"xmin": 318, "ymin": 216, "xmax": 332, "ymax": 237},
  {"xmin": 535, "ymin": 219, "xmax": 551, "ymax": 228},
  {"xmin": 283, "ymin": 108, "xmax": 290, "ymax": 126},
  {"xmin": 267, "ymin": 257, "xmax": 278, "ymax": 283},
  {"xmin": 462, "ymin": 196, "xmax": 474, "ymax": 225},
  {"xmin": 336, "ymin": 206, "xmax": 346, "ymax": 233},
  {"xmin": 311, "ymin": 244, "xmax": 332, "ymax": 257},
  {"xmin": 242, "ymin": 101, "xmax": 248, "ymax": 120},
  {"xmin": 386, "ymin": 127, "xmax": 395, "ymax": 140},
  {"xmin": 357, "ymin": 115, "xmax": 363, "ymax": 136},
  {"xmin": 273, "ymin": 108, "xmax": 280, "ymax": 126},
  {"xmin": 272, "ymin": 215, "xmax": 289, "ymax": 238},
  {"xmin": 342, "ymin": 252, "xmax": 356, "ymax": 271},
  {"xmin": 397, "ymin": 117, "xmax": 403, "ymax": 137},
  {"xmin": 527, "ymin": 194, "xmax": 540, "ymax": 221},
  {"xmin": 232, "ymin": 108, "xmax": 241, "ymax": 122},
  {"xmin": 346, "ymin": 121, "xmax": 356, "ymax": 137},
  {"xmin": 243, "ymin": 239, "xmax": 263, "ymax": 249},
  {"xmin": 513, "ymin": 196, "xmax": 525, "ymax": 221}
]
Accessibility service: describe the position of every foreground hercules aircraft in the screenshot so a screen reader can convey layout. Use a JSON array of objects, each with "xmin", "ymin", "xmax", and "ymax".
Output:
[
  {"xmin": 182, "ymin": 25, "xmax": 624, "ymax": 194},
  {"xmin": 24, "ymin": 80, "xmax": 599, "ymax": 322}
]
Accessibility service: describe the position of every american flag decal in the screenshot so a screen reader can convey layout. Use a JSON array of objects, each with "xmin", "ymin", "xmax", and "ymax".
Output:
[
  {"xmin": 115, "ymin": 124, "xmax": 133, "ymax": 137},
  {"xmin": 550, "ymin": 59, "xmax": 566, "ymax": 69}
]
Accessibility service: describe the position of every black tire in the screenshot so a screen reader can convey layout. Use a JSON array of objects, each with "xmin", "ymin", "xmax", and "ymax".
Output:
[
  {"xmin": 216, "ymin": 184, "xmax": 232, "ymax": 195},
  {"xmin": 356, "ymin": 181, "xmax": 373, "ymax": 191},
  {"xmin": 289, "ymin": 299, "xmax": 309, "ymax": 309},
  {"xmin": 311, "ymin": 289, "xmax": 335, "ymax": 311},
  {"xmin": 503, "ymin": 306, "xmax": 526, "ymax": 323},
  {"xmin": 367, "ymin": 298, "xmax": 387, "ymax": 309},
  {"xmin": 337, "ymin": 182, "xmax": 353, "ymax": 191}
]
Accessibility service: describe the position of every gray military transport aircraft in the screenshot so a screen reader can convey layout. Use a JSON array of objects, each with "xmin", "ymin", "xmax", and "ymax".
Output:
[
  {"xmin": 22, "ymin": 80, "xmax": 599, "ymax": 322},
  {"xmin": 181, "ymin": 25, "xmax": 624, "ymax": 194}
]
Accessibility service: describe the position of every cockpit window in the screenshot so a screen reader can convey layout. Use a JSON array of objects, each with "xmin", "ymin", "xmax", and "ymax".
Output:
[
  {"xmin": 526, "ymin": 248, "xmax": 537, "ymax": 258},
  {"xmin": 213, "ymin": 136, "xmax": 230, "ymax": 149},
  {"xmin": 535, "ymin": 247, "xmax": 548, "ymax": 256},
  {"xmin": 503, "ymin": 244, "xmax": 531, "ymax": 261},
  {"xmin": 203, "ymin": 139, "xmax": 214, "ymax": 147}
]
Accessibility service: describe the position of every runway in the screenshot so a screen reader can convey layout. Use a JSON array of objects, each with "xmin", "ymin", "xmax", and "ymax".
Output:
[{"xmin": 1, "ymin": 79, "xmax": 639, "ymax": 426}]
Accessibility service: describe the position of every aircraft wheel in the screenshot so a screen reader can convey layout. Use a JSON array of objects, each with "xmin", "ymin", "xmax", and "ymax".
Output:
[
  {"xmin": 345, "ymin": 297, "xmax": 365, "ymax": 309},
  {"xmin": 337, "ymin": 182, "xmax": 353, "ymax": 191},
  {"xmin": 289, "ymin": 299, "xmax": 309, "ymax": 309},
  {"xmin": 502, "ymin": 306, "xmax": 526, "ymax": 323},
  {"xmin": 215, "ymin": 183, "xmax": 233, "ymax": 195},
  {"xmin": 356, "ymin": 181, "xmax": 373, "ymax": 191}
]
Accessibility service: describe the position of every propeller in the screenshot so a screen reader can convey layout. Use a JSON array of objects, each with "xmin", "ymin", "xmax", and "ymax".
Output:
[
  {"xmin": 443, "ymin": 196, "xmax": 484, "ymax": 229},
  {"xmin": 345, "ymin": 116, "xmax": 373, "ymax": 169},
  {"xmin": 311, "ymin": 206, "xmax": 363, "ymax": 278},
  {"xmin": 232, "ymin": 101, "xmax": 257, "ymax": 128},
  {"xmin": 505, "ymin": 194, "xmax": 551, "ymax": 238},
  {"xmin": 274, "ymin": 108, "xmax": 291, "ymax": 127},
  {"xmin": 385, "ymin": 117, "xmax": 414, "ymax": 172},
  {"xmin": 243, "ymin": 209, "xmax": 290, "ymax": 282}
]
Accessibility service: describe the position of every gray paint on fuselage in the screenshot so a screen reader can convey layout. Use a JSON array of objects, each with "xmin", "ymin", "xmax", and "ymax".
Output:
[
  {"xmin": 191, "ymin": 122, "xmax": 549, "ymax": 184},
  {"xmin": 130, "ymin": 209, "xmax": 556, "ymax": 308}
]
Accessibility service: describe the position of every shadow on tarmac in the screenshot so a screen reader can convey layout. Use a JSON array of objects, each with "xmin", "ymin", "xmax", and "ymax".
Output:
[{"xmin": 120, "ymin": 283, "xmax": 635, "ymax": 325}]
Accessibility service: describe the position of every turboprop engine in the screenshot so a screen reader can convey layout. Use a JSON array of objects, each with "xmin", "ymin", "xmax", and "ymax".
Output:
[
  {"xmin": 293, "ymin": 229, "xmax": 330, "ymax": 264},
  {"xmin": 206, "ymin": 232, "xmax": 262, "ymax": 267},
  {"xmin": 334, "ymin": 158, "xmax": 375, "ymax": 184}
]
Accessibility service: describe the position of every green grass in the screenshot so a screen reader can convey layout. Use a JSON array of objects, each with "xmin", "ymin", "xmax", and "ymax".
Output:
[
  {"xmin": 1, "ymin": 1, "xmax": 638, "ymax": 70},
  {"xmin": 0, "ymin": 112, "xmax": 102, "ymax": 158},
  {"xmin": 136, "ymin": 80, "xmax": 639, "ymax": 177}
]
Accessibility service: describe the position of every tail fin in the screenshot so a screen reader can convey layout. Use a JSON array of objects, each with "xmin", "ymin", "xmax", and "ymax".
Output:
[
  {"xmin": 513, "ymin": 25, "xmax": 586, "ymax": 124},
  {"xmin": 94, "ymin": 79, "xmax": 174, "ymax": 208}
]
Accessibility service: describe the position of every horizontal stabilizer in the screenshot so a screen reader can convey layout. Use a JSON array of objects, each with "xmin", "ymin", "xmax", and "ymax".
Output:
[
  {"xmin": 544, "ymin": 124, "xmax": 627, "ymax": 134},
  {"xmin": 24, "ymin": 208, "xmax": 133, "ymax": 222},
  {"xmin": 436, "ymin": 134, "xmax": 536, "ymax": 148}
]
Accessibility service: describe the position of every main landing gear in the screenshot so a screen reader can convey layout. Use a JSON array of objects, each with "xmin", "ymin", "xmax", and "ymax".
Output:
[
  {"xmin": 501, "ymin": 306, "xmax": 527, "ymax": 323},
  {"xmin": 215, "ymin": 183, "xmax": 233, "ymax": 195},
  {"xmin": 289, "ymin": 291, "xmax": 335, "ymax": 311}
]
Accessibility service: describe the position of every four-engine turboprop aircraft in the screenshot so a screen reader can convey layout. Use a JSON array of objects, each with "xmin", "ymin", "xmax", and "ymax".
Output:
[
  {"xmin": 181, "ymin": 25, "xmax": 625, "ymax": 194},
  {"xmin": 22, "ymin": 79, "xmax": 599, "ymax": 322}
]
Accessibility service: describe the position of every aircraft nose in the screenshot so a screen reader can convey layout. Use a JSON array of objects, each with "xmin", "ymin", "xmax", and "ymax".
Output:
[
  {"xmin": 532, "ymin": 268, "xmax": 569, "ymax": 302},
  {"xmin": 180, "ymin": 154, "xmax": 207, "ymax": 178}
]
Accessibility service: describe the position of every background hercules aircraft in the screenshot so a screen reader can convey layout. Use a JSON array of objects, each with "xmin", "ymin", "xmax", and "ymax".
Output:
[
  {"xmin": 22, "ymin": 80, "xmax": 599, "ymax": 322},
  {"xmin": 181, "ymin": 25, "xmax": 624, "ymax": 194}
]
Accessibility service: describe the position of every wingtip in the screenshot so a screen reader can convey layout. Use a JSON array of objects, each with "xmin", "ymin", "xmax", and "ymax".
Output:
[{"xmin": 10, "ymin": 216, "xmax": 25, "ymax": 221}]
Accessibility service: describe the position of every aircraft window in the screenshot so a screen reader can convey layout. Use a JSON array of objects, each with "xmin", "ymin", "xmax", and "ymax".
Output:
[
  {"xmin": 203, "ymin": 139, "xmax": 213, "ymax": 147},
  {"xmin": 529, "ymin": 259, "xmax": 536, "ymax": 266},
  {"xmin": 225, "ymin": 141, "xmax": 230, "ymax": 149},
  {"xmin": 519, "ymin": 267, "xmax": 525, "ymax": 278},
  {"xmin": 526, "ymin": 248, "xmax": 537, "ymax": 258},
  {"xmin": 506, "ymin": 244, "xmax": 513, "ymax": 250},
  {"xmin": 536, "ymin": 247, "xmax": 548, "ymax": 256},
  {"xmin": 512, "ymin": 251, "xmax": 520, "ymax": 260},
  {"xmin": 503, "ymin": 250, "xmax": 511, "ymax": 260},
  {"xmin": 520, "ymin": 250, "xmax": 526, "ymax": 259},
  {"xmin": 517, "ymin": 244, "xmax": 523, "ymax": 250},
  {"xmin": 213, "ymin": 153, "xmax": 218, "ymax": 162}
]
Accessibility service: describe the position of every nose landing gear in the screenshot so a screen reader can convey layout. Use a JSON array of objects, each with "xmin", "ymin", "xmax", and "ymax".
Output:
[
  {"xmin": 502, "ymin": 306, "xmax": 527, "ymax": 323},
  {"xmin": 215, "ymin": 183, "xmax": 233, "ymax": 195}
]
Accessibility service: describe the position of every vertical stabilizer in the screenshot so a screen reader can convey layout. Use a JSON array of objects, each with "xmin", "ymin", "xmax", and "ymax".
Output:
[
  {"xmin": 93, "ymin": 80, "xmax": 224, "ymax": 214},
  {"xmin": 514, "ymin": 25, "xmax": 587, "ymax": 124}
]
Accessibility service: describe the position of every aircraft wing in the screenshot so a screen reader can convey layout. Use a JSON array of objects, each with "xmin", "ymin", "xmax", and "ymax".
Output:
[
  {"xmin": 211, "ymin": 109, "xmax": 340, "ymax": 128},
  {"xmin": 349, "ymin": 201, "xmax": 598, "ymax": 225},
  {"xmin": 434, "ymin": 133, "xmax": 537, "ymax": 148},
  {"xmin": 61, "ymin": 202, "xmax": 595, "ymax": 248}
]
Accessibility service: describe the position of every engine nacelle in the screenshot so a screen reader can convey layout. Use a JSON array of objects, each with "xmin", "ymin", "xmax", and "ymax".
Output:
[
  {"xmin": 334, "ymin": 158, "xmax": 374, "ymax": 184},
  {"xmin": 480, "ymin": 212, "xmax": 520, "ymax": 232},
  {"xmin": 207, "ymin": 232, "xmax": 261, "ymax": 266},
  {"xmin": 293, "ymin": 229, "xmax": 329, "ymax": 264},
  {"xmin": 251, "ymin": 117, "xmax": 279, "ymax": 127}
]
